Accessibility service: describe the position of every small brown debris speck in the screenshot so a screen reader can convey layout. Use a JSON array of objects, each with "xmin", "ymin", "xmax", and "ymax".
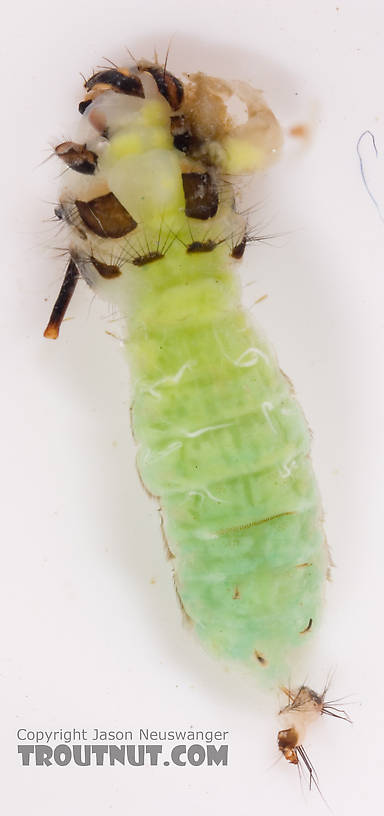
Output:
[
  {"xmin": 254, "ymin": 650, "xmax": 268, "ymax": 666},
  {"xmin": 253, "ymin": 294, "xmax": 268, "ymax": 305},
  {"xmin": 300, "ymin": 617, "xmax": 313, "ymax": 634},
  {"xmin": 289, "ymin": 123, "xmax": 310, "ymax": 140}
]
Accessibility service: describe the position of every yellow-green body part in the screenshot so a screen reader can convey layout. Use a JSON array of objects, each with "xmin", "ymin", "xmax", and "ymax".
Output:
[{"xmin": 57, "ymin": 65, "xmax": 328, "ymax": 686}]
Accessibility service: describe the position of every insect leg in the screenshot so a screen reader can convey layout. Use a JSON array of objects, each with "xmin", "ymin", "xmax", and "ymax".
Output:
[{"xmin": 44, "ymin": 258, "xmax": 79, "ymax": 339}]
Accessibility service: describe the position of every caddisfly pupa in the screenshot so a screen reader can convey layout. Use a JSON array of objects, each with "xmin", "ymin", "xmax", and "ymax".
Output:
[{"xmin": 43, "ymin": 52, "xmax": 347, "ymax": 787}]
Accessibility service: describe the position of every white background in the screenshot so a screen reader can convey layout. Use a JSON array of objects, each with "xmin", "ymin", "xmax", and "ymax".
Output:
[{"xmin": 2, "ymin": 1, "xmax": 384, "ymax": 813}]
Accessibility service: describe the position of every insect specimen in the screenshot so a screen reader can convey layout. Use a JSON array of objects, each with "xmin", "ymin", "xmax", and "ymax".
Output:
[{"xmin": 44, "ymin": 56, "xmax": 342, "ymax": 780}]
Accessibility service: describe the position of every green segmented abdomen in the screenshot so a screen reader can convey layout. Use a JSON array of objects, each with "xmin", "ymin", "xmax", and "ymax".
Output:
[{"xmin": 130, "ymin": 253, "xmax": 327, "ymax": 683}]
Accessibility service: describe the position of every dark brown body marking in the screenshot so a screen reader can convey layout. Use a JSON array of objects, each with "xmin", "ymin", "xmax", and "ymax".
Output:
[
  {"xmin": 131, "ymin": 252, "xmax": 164, "ymax": 267},
  {"xmin": 91, "ymin": 256, "xmax": 122, "ymax": 279},
  {"xmin": 170, "ymin": 115, "xmax": 195, "ymax": 154},
  {"xmin": 231, "ymin": 236, "xmax": 246, "ymax": 259},
  {"xmin": 55, "ymin": 142, "xmax": 98, "ymax": 175},
  {"xmin": 186, "ymin": 240, "xmax": 217, "ymax": 253},
  {"xmin": 75, "ymin": 193, "xmax": 137, "ymax": 238},
  {"xmin": 182, "ymin": 172, "xmax": 219, "ymax": 220}
]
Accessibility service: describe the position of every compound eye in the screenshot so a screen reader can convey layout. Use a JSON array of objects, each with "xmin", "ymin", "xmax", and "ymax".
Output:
[
  {"xmin": 85, "ymin": 69, "xmax": 145, "ymax": 98},
  {"xmin": 139, "ymin": 64, "xmax": 184, "ymax": 110},
  {"xmin": 78, "ymin": 69, "xmax": 145, "ymax": 115}
]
